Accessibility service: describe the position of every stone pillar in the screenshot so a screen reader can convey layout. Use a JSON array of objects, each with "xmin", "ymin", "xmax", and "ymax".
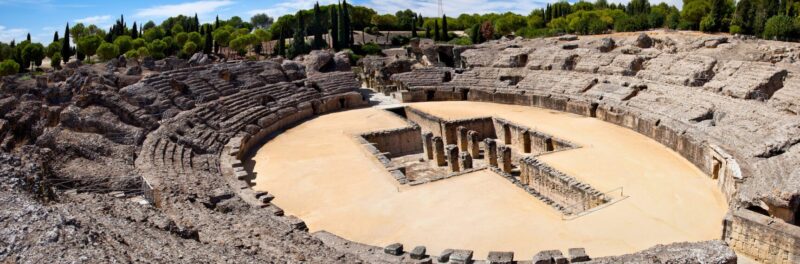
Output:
[
  {"xmin": 484, "ymin": 138, "xmax": 497, "ymax": 167},
  {"xmin": 446, "ymin": 145, "xmax": 460, "ymax": 173},
  {"xmin": 520, "ymin": 129, "xmax": 531, "ymax": 153},
  {"xmin": 459, "ymin": 151, "xmax": 473, "ymax": 170},
  {"xmin": 456, "ymin": 126, "xmax": 468, "ymax": 150},
  {"xmin": 520, "ymin": 159, "xmax": 530, "ymax": 184},
  {"xmin": 433, "ymin": 136, "xmax": 446, "ymax": 166},
  {"xmin": 422, "ymin": 132, "xmax": 434, "ymax": 160},
  {"xmin": 497, "ymin": 144, "xmax": 512, "ymax": 173},
  {"xmin": 467, "ymin": 130, "xmax": 480, "ymax": 158}
]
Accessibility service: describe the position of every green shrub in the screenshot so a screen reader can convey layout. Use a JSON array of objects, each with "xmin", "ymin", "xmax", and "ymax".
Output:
[
  {"xmin": 124, "ymin": 50, "xmax": 139, "ymax": 59},
  {"xmin": 362, "ymin": 42, "xmax": 382, "ymax": 55},
  {"xmin": 447, "ymin": 36, "xmax": 472, "ymax": 45},
  {"xmin": 50, "ymin": 52, "xmax": 62, "ymax": 69},
  {"xmin": 0, "ymin": 59, "xmax": 20, "ymax": 76},
  {"xmin": 729, "ymin": 25, "xmax": 742, "ymax": 35},
  {"xmin": 113, "ymin": 36, "xmax": 133, "ymax": 54},
  {"xmin": 699, "ymin": 15, "xmax": 716, "ymax": 32},
  {"xmin": 763, "ymin": 15, "xmax": 796, "ymax": 41},
  {"xmin": 96, "ymin": 42, "xmax": 119, "ymax": 61}
]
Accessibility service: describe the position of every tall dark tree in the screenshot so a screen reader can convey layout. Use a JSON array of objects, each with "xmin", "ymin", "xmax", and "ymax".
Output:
[
  {"xmin": 131, "ymin": 22, "xmax": 139, "ymax": 39},
  {"xmin": 411, "ymin": 16, "xmax": 417, "ymax": 37},
  {"xmin": 277, "ymin": 26, "xmax": 286, "ymax": 57},
  {"xmin": 330, "ymin": 6, "xmax": 340, "ymax": 50},
  {"xmin": 433, "ymin": 20, "xmax": 440, "ymax": 41},
  {"xmin": 292, "ymin": 11, "xmax": 307, "ymax": 58},
  {"xmin": 341, "ymin": 0, "xmax": 352, "ymax": 48},
  {"xmin": 53, "ymin": 31, "xmax": 59, "ymax": 42},
  {"xmin": 193, "ymin": 13, "xmax": 200, "ymax": 32},
  {"xmin": 215, "ymin": 15, "xmax": 220, "ymax": 29},
  {"xmin": 61, "ymin": 24, "xmax": 72, "ymax": 63},
  {"xmin": 26, "ymin": 33, "xmax": 31, "ymax": 42},
  {"xmin": 204, "ymin": 30, "xmax": 213, "ymax": 54},
  {"xmin": 337, "ymin": 2, "xmax": 348, "ymax": 49},
  {"xmin": 311, "ymin": 2, "xmax": 325, "ymax": 49},
  {"xmin": 441, "ymin": 14, "xmax": 449, "ymax": 41}
]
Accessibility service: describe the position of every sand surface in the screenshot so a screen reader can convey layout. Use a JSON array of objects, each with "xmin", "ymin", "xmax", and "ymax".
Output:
[{"xmin": 252, "ymin": 101, "xmax": 728, "ymax": 258}]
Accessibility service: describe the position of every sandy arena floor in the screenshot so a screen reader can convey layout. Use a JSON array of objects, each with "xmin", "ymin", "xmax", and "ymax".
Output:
[{"xmin": 251, "ymin": 101, "xmax": 728, "ymax": 258}]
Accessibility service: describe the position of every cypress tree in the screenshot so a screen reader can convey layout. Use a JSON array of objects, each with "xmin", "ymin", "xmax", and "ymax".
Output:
[
  {"xmin": 330, "ymin": 6, "xmax": 339, "ymax": 50},
  {"xmin": 215, "ymin": 15, "xmax": 220, "ymax": 29},
  {"xmin": 292, "ymin": 11, "xmax": 307, "ymax": 58},
  {"xmin": 194, "ymin": 14, "xmax": 200, "ymax": 32},
  {"xmin": 342, "ymin": 0, "xmax": 352, "ymax": 47},
  {"xmin": 434, "ymin": 20, "xmax": 439, "ymax": 41},
  {"xmin": 312, "ymin": 2, "xmax": 325, "ymax": 49},
  {"xmin": 204, "ymin": 30, "xmax": 213, "ymax": 54},
  {"xmin": 441, "ymin": 14, "xmax": 448, "ymax": 41},
  {"xmin": 131, "ymin": 22, "xmax": 138, "ymax": 39},
  {"xmin": 337, "ymin": 2, "xmax": 347, "ymax": 49},
  {"xmin": 26, "ymin": 33, "xmax": 31, "ymax": 42},
  {"xmin": 277, "ymin": 26, "xmax": 286, "ymax": 57},
  {"xmin": 61, "ymin": 24, "xmax": 71, "ymax": 63},
  {"xmin": 411, "ymin": 16, "xmax": 417, "ymax": 37}
]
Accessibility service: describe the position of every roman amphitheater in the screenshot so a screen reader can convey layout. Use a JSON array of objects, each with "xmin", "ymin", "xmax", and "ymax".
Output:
[{"xmin": 2, "ymin": 31, "xmax": 800, "ymax": 263}]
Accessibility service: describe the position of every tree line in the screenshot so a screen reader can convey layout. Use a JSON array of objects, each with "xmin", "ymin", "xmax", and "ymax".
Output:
[{"xmin": 3, "ymin": 0, "xmax": 800, "ymax": 77}]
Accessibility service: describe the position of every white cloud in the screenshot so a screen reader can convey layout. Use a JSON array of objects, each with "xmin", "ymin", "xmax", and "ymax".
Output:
[
  {"xmin": 135, "ymin": 0, "xmax": 235, "ymax": 18},
  {"xmin": 248, "ymin": 0, "xmax": 337, "ymax": 17},
  {"xmin": 0, "ymin": 25, "xmax": 28, "ymax": 43},
  {"xmin": 74, "ymin": 15, "xmax": 112, "ymax": 25}
]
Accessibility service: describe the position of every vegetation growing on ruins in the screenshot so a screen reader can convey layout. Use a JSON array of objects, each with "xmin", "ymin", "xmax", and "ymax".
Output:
[{"xmin": 3, "ymin": 0, "xmax": 800, "ymax": 77}]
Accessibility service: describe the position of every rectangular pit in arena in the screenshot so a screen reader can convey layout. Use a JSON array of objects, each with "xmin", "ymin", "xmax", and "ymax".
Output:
[{"xmin": 357, "ymin": 106, "xmax": 618, "ymax": 216}]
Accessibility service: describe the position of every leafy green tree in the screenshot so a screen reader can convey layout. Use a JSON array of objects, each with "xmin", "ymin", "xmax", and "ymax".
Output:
[
  {"xmin": 22, "ymin": 43, "xmax": 45, "ymax": 69},
  {"xmin": 148, "ymin": 39, "xmax": 167, "ymax": 59},
  {"xmin": 77, "ymin": 35, "xmax": 102, "ymax": 61},
  {"xmin": 46, "ymin": 41, "xmax": 62, "ymax": 58},
  {"xmin": 0, "ymin": 59, "xmax": 20, "ymax": 76},
  {"xmin": 763, "ymin": 15, "xmax": 795, "ymax": 40},
  {"xmin": 251, "ymin": 13, "xmax": 275, "ymax": 29},
  {"xmin": 681, "ymin": 0, "xmax": 711, "ymax": 30},
  {"xmin": 132, "ymin": 38, "xmax": 146, "ymax": 49},
  {"xmin": 113, "ymin": 36, "xmax": 133, "ymax": 54},
  {"xmin": 51, "ymin": 52, "xmax": 61, "ymax": 69},
  {"xmin": 171, "ymin": 24, "xmax": 185, "ymax": 34},
  {"xmin": 143, "ymin": 27, "xmax": 165, "ymax": 42},
  {"xmin": 183, "ymin": 42, "xmax": 198, "ymax": 55},
  {"xmin": 96, "ymin": 42, "xmax": 119, "ymax": 61},
  {"xmin": 176, "ymin": 32, "xmax": 189, "ymax": 47}
]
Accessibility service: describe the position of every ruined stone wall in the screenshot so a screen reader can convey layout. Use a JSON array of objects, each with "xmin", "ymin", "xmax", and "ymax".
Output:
[
  {"xmin": 405, "ymin": 107, "xmax": 445, "ymax": 136},
  {"xmin": 519, "ymin": 157, "xmax": 609, "ymax": 215},
  {"xmin": 723, "ymin": 209, "xmax": 800, "ymax": 264},
  {"xmin": 360, "ymin": 126, "xmax": 423, "ymax": 158},
  {"xmin": 441, "ymin": 117, "xmax": 495, "ymax": 145}
]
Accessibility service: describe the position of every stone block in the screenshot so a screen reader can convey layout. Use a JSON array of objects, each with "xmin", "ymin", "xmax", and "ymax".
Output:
[
  {"xmin": 532, "ymin": 250, "xmax": 566, "ymax": 264},
  {"xmin": 456, "ymin": 126, "xmax": 468, "ymax": 150},
  {"xmin": 410, "ymin": 246, "xmax": 427, "ymax": 259},
  {"xmin": 467, "ymin": 130, "xmax": 480, "ymax": 158},
  {"xmin": 568, "ymin": 248, "xmax": 590, "ymax": 262},
  {"xmin": 438, "ymin": 249, "xmax": 454, "ymax": 263},
  {"xmin": 484, "ymin": 138, "xmax": 498, "ymax": 166},
  {"xmin": 446, "ymin": 145, "xmax": 460, "ymax": 173},
  {"xmin": 487, "ymin": 251, "xmax": 514, "ymax": 264},
  {"xmin": 449, "ymin": 249, "xmax": 473, "ymax": 264},
  {"xmin": 422, "ymin": 132, "xmax": 434, "ymax": 160},
  {"xmin": 433, "ymin": 136, "xmax": 447, "ymax": 166},
  {"xmin": 497, "ymin": 145, "xmax": 512, "ymax": 173},
  {"xmin": 459, "ymin": 151, "xmax": 473, "ymax": 170},
  {"xmin": 384, "ymin": 243, "xmax": 403, "ymax": 255}
]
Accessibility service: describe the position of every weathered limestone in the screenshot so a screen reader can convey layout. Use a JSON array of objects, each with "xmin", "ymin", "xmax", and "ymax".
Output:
[
  {"xmin": 449, "ymin": 249, "xmax": 474, "ymax": 264},
  {"xmin": 487, "ymin": 251, "xmax": 514, "ymax": 264},
  {"xmin": 484, "ymin": 138, "xmax": 498, "ymax": 166},
  {"xmin": 520, "ymin": 129, "xmax": 531, "ymax": 153},
  {"xmin": 432, "ymin": 136, "xmax": 446, "ymax": 166},
  {"xmin": 532, "ymin": 250, "xmax": 567, "ymax": 264},
  {"xmin": 458, "ymin": 151, "xmax": 473, "ymax": 170},
  {"xmin": 467, "ymin": 130, "xmax": 481, "ymax": 158},
  {"xmin": 456, "ymin": 126, "xmax": 468, "ymax": 150},
  {"xmin": 384, "ymin": 243, "xmax": 403, "ymax": 255},
  {"xmin": 410, "ymin": 246, "xmax": 427, "ymax": 260},
  {"xmin": 446, "ymin": 145, "xmax": 460, "ymax": 172},
  {"xmin": 422, "ymin": 131, "xmax": 434, "ymax": 160},
  {"xmin": 497, "ymin": 144, "xmax": 512, "ymax": 173},
  {"xmin": 568, "ymin": 248, "xmax": 590, "ymax": 262}
]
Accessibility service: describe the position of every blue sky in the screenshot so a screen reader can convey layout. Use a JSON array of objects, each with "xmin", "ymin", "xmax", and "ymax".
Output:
[{"xmin": 0, "ymin": 0, "xmax": 682, "ymax": 43}]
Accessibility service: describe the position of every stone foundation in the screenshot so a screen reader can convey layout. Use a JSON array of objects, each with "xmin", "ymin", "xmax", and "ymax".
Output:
[{"xmin": 723, "ymin": 209, "xmax": 800, "ymax": 264}]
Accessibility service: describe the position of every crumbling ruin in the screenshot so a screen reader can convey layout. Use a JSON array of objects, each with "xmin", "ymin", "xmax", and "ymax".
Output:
[{"xmin": 2, "ymin": 30, "xmax": 798, "ymax": 263}]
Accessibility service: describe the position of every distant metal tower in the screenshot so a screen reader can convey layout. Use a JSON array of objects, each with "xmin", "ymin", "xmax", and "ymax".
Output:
[{"xmin": 438, "ymin": 0, "xmax": 443, "ymax": 17}]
